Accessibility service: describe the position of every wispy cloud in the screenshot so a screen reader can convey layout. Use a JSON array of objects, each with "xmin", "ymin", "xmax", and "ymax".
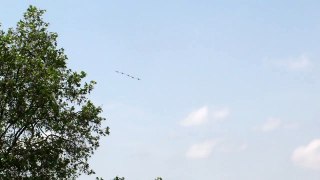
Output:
[
  {"xmin": 185, "ymin": 139, "xmax": 247, "ymax": 159},
  {"xmin": 256, "ymin": 117, "xmax": 299, "ymax": 132},
  {"xmin": 267, "ymin": 55, "xmax": 312, "ymax": 71},
  {"xmin": 260, "ymin": 117, "xmax": 282, "ymax": 132},
  {"xmin": 212, "ymin": 107, "xmax": 230, "ymax": 120},
  {"xmin": 283, "ymin": 122, "xmax": 300, "ymax": 130},
  {"xmin": 239, "ymin": 143, "xmax": 248, "ymax": 151},
  {"xmin": 180, "ymin": 106, "xmax": 230, "ymax": 127},
  {"xmin": 285, "ymin": 55, "xmax": 311, "ymax": 70},
  {"xmin": 186, "ymin": 140, "xmax": 217, "ymax": 159},
  {"xmin": 180, "ymin": 106, "xmax": 209, "ymax": 127},
  {"xmin": 292, "ymin": 139, "xmax": 320, "ymax": 170}
]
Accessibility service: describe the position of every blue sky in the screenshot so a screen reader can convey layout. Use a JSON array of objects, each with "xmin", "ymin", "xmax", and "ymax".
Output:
[{"xmin": 1, "ymin": 1, "xmax": 320, "ymax": 180}]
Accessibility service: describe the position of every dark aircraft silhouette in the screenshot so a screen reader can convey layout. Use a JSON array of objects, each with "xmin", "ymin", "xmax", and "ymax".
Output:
[{"xmin": 115, "ymin": 71, "xmax": 141, "ymax": 80}]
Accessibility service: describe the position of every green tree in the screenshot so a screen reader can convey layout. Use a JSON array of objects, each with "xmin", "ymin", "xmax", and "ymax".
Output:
[
  {"xmin": 0, "ymin": 6, "xmax": 109, "ymax": 179},
  {"xmin": 111, "ymin": 176, "xmax": 162, "ymax": 180},
  {"xmin": 113, "ymin": 176, "xmax": 125, "ymax": 180}
]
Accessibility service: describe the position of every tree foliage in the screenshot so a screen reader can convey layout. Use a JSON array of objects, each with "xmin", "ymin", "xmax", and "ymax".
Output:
[
  {"xmin": 113, "ymin": 177, "xmax": 125, "ymax": 180},
  {"xmin": 111, "ymin": 177, "xmax": 162, "ymax": 180},
  {"xmin": 0, "ymin": 6, "xmax": 109, "ymax": 179}
]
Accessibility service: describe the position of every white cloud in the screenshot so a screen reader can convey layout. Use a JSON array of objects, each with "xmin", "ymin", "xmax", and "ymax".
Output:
[
  {"xmin": 239, "ymin": 143, "xmax": 248, "ymax": 151},
  {"xmin": 285, "ymin": 55, "xmax": 311, "ymax": 70},
  {"xmin": 212, "ymin": 107, "xmax": 230, "ymax": 120},
  {"xmin": 186, "ymin": 140, "xmax": 217, "ymax": 159},
  {"xmin": 292, "ymin": 139, "xmax": 320, "ymax": 170},
  {"xmin": 180, "ymin": 106, "xmax": 230, "ymax": 127},
  {"xmin": 267, "ymin": 55, "xmax": 312, "ymax": 71},
  {"xmin": 185, "ymin": 140, "xmax": 246, "ymax": 159},
  {"xmin": 260, "ymin": 117, "xmax": 282, "ymax": 132},
  {"xmin": 180, "ymin": 106, "xmax": 209, "ymax": 127},
  {"xmin": 283, "ymin": 122, "xmax": 300, "ymax": 130},
  {"xmin": 257, "ymin": 117, "xmax": 299, "ymax": 133}
]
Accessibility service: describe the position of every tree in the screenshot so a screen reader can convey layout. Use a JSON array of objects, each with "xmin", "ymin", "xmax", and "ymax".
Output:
[
  {"xmin": 0, "ymin": 6, "xmax": 109, "ymax": 179},
  {"xmin": 111, "ymin": 176, "xmax": 162, "ymax": 180},
  {"xmin": 113, "ymin": 177, "xmax": 125, "ymax": 180}
]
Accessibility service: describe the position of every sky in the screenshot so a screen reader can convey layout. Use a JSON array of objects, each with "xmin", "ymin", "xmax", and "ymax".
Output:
[{"xmin": 1, "ymin": 1, "xmax": 320, "ymax": 180}]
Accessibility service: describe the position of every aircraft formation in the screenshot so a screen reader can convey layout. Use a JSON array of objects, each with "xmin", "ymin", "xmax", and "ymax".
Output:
[{"xmin": 115, "ymin": 71, "xmax": 141, "ymax": 81}]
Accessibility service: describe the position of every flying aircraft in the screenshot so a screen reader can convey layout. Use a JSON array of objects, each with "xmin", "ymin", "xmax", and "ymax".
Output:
[{"xmin": 115, "ymin": 71, "xmax": 141, "ymax": 81}]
